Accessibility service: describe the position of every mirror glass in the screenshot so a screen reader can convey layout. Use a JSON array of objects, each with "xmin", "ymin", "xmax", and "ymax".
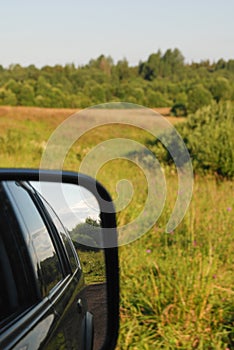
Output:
[
  {"xmin": 0, "ymin": 179, "xmax": 107, "ymax": 350},
  {"xmin": 32, "ymin": 181, "xmax": 107, "ymax": 350}
]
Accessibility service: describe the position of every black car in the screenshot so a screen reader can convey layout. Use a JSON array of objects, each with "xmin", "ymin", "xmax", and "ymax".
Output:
[{"xmin": 0, "ymin": 180, "xmax": 93, "ymax": 350}]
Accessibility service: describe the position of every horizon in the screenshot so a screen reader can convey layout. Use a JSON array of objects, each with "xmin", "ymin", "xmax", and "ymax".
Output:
[{"xmin": 1, "ymin": 47, "xmax": 233, "ymax": 70}]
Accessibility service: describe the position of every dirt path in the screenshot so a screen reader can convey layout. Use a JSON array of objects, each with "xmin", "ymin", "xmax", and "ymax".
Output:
[{"xmin": 85, "ymin": 283, "xmax": 107, "ymax": 350}]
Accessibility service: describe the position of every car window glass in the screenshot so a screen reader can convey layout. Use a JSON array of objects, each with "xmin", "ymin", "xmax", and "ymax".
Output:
[
  {"xmin": 5, "ymin": 182, "xmax": 63, "ymax": 296},
  {"xmin": 0, "ymin": 183, "xmax": 38, "ymax": 324},
  {"xmin": 39, "ymin": 195, "xmax": 79, "ymax": 273}
]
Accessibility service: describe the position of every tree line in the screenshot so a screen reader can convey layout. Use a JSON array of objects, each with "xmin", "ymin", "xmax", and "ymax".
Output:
[{"xmin": 0, "ymin": 48, "xmax": 234, "ymax": 114}]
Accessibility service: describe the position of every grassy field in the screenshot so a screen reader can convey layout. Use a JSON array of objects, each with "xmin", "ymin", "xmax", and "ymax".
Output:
[
  {"xmin": 0, "ymin": 106, "xmax": 233, "ymax": 349},
  {"xmin": 118, "ymin": 176, "xmax": 234, "ymax": 349}
]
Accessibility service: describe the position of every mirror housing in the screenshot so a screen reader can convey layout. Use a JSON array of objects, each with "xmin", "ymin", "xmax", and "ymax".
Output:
[{"xmin": 0, "ymin": 168, "xmax": 119, "ymax": 350}]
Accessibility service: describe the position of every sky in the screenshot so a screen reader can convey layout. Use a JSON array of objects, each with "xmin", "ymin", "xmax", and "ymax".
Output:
[
  {"xmin": 0, "ymin": 0, "xmax": 234, "ymax": 68},
  {"xmin": 31, "ymin": 182, "xmax": 100, "ymax": 230}
]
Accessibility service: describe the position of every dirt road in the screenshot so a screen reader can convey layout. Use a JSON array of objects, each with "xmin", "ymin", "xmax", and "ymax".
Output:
[{"xmin": 85, "ymin": 283, "xmax": 107, "ymax": 350}]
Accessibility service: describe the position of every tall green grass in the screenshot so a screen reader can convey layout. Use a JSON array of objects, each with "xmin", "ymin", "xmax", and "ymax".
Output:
[{"xmin": 117, "ymin": 176, "xmax": 234, "ymax": 349}]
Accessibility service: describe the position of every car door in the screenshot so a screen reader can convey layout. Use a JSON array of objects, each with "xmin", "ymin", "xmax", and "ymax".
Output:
[
  {"xmin": 0, "ymin": 181, "xmax": 86, "ymax": 349},
  {"xmin": 33, "ymin": 187, "xmax": 93, "ymax": 350}
]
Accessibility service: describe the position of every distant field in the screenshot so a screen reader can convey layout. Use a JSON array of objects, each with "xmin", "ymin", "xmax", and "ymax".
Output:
[
  {"xmin": 0, "ymin": 105, "xmax": 184, "ymax": 127},
  {"xmin": 0, "ymin": 105, "xmax": 185, "ymax": 169},
  {"xmin": 0, "ymin": 106, "xmax": 233, "ymax": 349}
]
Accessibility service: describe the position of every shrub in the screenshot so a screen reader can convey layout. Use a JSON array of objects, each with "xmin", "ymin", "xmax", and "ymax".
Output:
[
  {"xmin": 148, "ymin": 101, "xmax": 234, "ymax": 178},
  {"xmin": 171, "ymin": 103, "xmax": 187, "ymax": 116},
  {"xmin": 178, "ymin": 101, "xmax": 234, "ymax": 178}
]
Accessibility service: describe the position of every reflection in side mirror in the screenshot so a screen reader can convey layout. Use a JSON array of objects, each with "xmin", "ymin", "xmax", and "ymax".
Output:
[{"xmin": 0, "ymin": 169, "xmax": 119, "ymax": 350}]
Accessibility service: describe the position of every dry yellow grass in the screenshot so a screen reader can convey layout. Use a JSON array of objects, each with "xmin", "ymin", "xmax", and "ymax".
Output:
[{"xmin": 0, "ymin": 106, "xmax": 185, "ymax": 130}]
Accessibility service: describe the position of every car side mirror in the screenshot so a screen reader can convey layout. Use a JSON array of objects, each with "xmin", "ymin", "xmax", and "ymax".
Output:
[{"xmin": 0, "ymin": 168, "xmax": 119, "ymax": 350}]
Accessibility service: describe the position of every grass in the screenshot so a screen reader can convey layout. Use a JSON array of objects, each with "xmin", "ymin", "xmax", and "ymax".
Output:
[
  {"xmin": 117, "ymin": 176, "xmax": 234, "ymax": 349},
  {"xmin": 0, "ymin": 106, "xmax": 233, "ymax": 349},
  {"xmin": 78, "ymin": 249, "xmax": 106, "ymax": 285}
]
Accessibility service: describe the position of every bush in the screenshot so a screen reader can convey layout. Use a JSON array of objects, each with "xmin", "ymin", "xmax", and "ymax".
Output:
[
  {"xmin": 178, "ymin": 101, "xmax": 234, "ymax": 178},
  {"xmin": 171, "ymin": 103, "xmax": 187, "ymax": 116},
  {"xmin": 209, "ymin": 77, "xmax": 232, "ymax": 102},
  {"xmin": 148, "ymin": 101, "xmax": 234, "ymax": 178}
]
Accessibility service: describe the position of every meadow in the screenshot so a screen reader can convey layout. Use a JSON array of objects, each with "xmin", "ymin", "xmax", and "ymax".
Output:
[{"xmin": 0, "ymin": 106, "xmax": 233, "ymax": 349}]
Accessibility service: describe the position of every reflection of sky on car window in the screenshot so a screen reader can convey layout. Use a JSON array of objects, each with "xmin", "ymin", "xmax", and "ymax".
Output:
[
  {"xmin": 31, "ymin": 182, "xmax": 100, "ymax": 230},
  {"xmin": 31, "ymin": 226, "xmax": 57, "ymax": 261},
  {"xmin": 6, "ymin": 181, "xmax": 58, "ymax": 261}
]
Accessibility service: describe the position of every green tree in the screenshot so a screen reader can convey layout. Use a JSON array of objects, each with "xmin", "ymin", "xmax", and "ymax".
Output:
[
  {"xmin": 139, "ymin": 50, "xmax": 162, "ymax": 80},
  {"xmin": 18, "ymin": 83, "xmax": 35, "ymax": 106},
  {"xmin": 70, "ymin": 217, "xmax": 102, "ymax": 250},
  {"xmin": 227, "ymin": 59, "xmax": 234, "ymax": 73},
  {"xmin": 115, "ymin": 58, "xmax": 130, "ymax": 81},
  {"xmin": 89, "ymin": 54, "xmax": 113, "ymax": 76},
  {"xmin": 161, "ymin": 48, "xmax": 184, "ymax": 77},
  {"xmin": 215, "ymin": 59, "xmax": 226, "ymax": 70},
  {"xmin": 35, "ymin": 76, "xmax": 50, "ymax": 96},
  {"xmin": 0, "ymin": 88, "xmax": 17, "ymax": 105},
  {"xmin": 146, "ymin": 90, "xmax": 170, "ymax": 107},
  {"xmin": 48, "ymin": 87, "xmax": 66, "ymax": 107},
  {"xmin": 4, "ymin": 79, "xmax": 21, "ymax": 94},
  {"xmin": 90, "ymin": 84, "xmax": 106, "ymax": 104},
  {"xmin": 26, "ymin": 64, "xmax": 39, "ymax": 80},
  {"xmin": 8, "ymin": 64, "xmax": 26, "ymax": 81},
  {"xmin": 187, "ymin": 84, "xmax": 213, "ymax": 113},
  {"xmin": 210, "ymin": 77, "xmax": 232, "ymax": 102}
]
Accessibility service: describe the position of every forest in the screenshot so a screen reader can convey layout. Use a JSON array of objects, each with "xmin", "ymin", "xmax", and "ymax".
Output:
[{"xmin": 0, "ymin": 48, "xmax": 234, "ymax": 114}]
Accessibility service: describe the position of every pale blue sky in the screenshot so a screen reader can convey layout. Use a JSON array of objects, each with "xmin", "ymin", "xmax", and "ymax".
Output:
[{"xmin": 0, "ymin": 0, "xmax": 233, "ymax": 67}]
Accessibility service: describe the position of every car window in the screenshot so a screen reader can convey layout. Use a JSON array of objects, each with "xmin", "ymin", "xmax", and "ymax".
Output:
[
  {"xmin": 0, "ymin": 183, "xmax": 38, "ymax": 325},
  {"xmin": 4, "ymin": 181, "xmax": 63, "ymax": 297},
  {"xmin": 38, "ymin": 194, "xmax": 80, "ymax": 273}
]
